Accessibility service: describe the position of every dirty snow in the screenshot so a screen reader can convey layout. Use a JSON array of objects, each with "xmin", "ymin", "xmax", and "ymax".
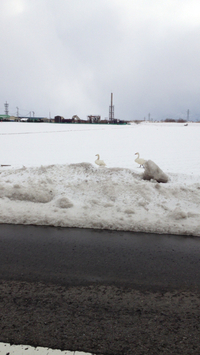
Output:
[{"xmin": 0, "ymin": 122, "xmax": 200, "ymax": 237}]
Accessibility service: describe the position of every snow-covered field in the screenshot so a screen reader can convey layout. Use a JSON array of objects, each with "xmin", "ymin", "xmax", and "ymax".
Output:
[{"xmin": 0, "ymin": 121, "xmax": 200, "ymax": 236}]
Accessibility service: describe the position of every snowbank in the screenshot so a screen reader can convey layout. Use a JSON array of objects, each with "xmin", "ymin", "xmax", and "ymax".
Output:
[{"xmin": 0, "ymin": 163, "xmax": 199, "ymax": 236}]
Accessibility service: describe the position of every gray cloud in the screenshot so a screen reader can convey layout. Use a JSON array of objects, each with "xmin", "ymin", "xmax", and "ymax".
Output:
[{"xmin": 1, "ymin": 0, "xmax": 200, "ymax": 120}]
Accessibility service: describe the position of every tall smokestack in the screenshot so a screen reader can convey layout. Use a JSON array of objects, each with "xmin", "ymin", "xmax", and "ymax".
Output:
[{"xmin": 109, "ymin": 93, "xmax": 114, "ymax": 121}]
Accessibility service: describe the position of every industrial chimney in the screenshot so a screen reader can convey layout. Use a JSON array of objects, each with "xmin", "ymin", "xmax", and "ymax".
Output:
[{"xmin": 109, "ymin": 93, "xmax": 114, "ymax": 121}]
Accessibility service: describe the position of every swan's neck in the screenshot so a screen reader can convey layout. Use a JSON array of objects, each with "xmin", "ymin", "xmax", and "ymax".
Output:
[
  {"xmin": 96, "ymin": 154, "xmax": 100, "ymax": 160},
  {"xmin": 136, "ymin": 153, "xmax": 139, "ymax": 158}
]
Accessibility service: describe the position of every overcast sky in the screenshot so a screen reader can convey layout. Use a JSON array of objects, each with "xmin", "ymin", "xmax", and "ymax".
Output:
[{"xmin": 1, "ymin": 0, "xmax": 200, "ymax": 121}]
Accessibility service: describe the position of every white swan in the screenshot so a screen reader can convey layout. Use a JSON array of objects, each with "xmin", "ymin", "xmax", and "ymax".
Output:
[
  {"xmin": 95, "ymin": 154, "xmax": 106, "ymax": 167},
  {"xmin": 135, "ymin": 152, "xmax": 146, "ymax": 167}
]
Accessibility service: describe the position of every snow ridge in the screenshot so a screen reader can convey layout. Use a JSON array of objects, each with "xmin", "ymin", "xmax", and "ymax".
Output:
[{"xmin": 0, "ymin": 163, "xmax": 199, "ymax": 237}]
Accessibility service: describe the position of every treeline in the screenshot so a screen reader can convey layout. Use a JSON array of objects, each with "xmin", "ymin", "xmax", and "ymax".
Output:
[{"xmin": 164, "ymin": 118, "xmax": 187, "ymax": 123}]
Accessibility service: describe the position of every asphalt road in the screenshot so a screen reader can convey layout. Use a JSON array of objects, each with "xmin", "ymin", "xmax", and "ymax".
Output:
[{"xmin": 0, "ymin": 224, "xmax": 200, "ymax": 291}]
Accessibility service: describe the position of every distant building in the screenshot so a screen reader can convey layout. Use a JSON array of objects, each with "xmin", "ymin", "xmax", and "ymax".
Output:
[
  {"xmin": 20, "ymin": 116, "xmax": 49, "ymax": 122},
  {"xmin": 87, "ymin": 115, "xmax": 101, "ymax": 123},
  {"xmin": 54, "ymin": 115, "xmax": 65, "ymax": 123},
  {"xmin": 54, "ymin": 115, "xmax": 86, "ymax": 123},
  {"xmin": 0, "ymin": 114, "xmax": 10, "ymax": 121}
]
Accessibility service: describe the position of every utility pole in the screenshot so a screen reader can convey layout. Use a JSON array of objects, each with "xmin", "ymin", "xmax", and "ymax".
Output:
[
  {"xmin": 32, "ymin": 111, "xmax": 35, "ymax": 117},
  {"xmin": 4, "ymin": 101, "xmax": 9, "ymax": 115},
  {"xmin": 148, "ymin": 113, "xmax": 150, "ymax": 121},
  {"xmin": 16, "ymin": 107, "xmax": 19, "ymax": 117},
  {"xmin": 29, "ymin": 111, "xmax": 31, "ymax": 117},
  {"xmin": 187, "ymin": 109, "xmax": 189, "ymax": 121}
]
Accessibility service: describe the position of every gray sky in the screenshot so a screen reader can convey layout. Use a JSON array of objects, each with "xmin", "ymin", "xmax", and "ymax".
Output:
[{"xmin": 1, "ymin": 0, "xmax": 200, "ymax": 121}]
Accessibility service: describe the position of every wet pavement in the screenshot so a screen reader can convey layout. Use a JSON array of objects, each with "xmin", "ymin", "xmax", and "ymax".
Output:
[{"xmin": 0, "ymin": 224, "xmax": 200, "ymax": 291}]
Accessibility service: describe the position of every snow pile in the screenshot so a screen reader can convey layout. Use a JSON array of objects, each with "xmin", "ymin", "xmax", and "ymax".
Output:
[
  {"xmin": 0, "ymin": 162, "xmax": 199, "ymax": 236},
  {"xmin": 143, "ymin": 160, "xmax": 169, "ymax": 183}
]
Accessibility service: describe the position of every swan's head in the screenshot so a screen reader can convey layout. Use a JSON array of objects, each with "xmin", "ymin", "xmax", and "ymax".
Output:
[
  {"xmin": 135, "ymin": 152, "xmax": 139, "ymax": 155},
  {"xmin": 95, "ymin": 154, "xmax": 99, "ymax": 157}
]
